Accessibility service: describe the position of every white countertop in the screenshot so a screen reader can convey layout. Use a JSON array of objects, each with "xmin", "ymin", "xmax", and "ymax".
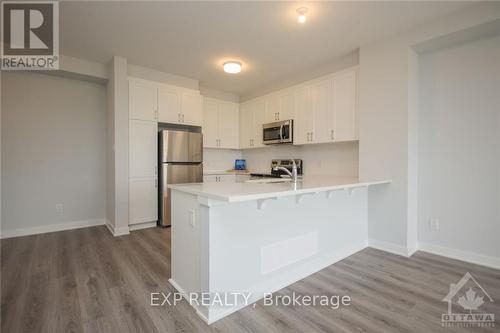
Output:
[{"xmin": 169, "ymin": 176, "xmax": 391, "ymax": 202}]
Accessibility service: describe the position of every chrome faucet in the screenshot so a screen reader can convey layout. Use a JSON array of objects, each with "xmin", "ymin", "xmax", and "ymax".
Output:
[{"xmin": 273, "ymin": 159, "xmax": 298, "ymax": 183}]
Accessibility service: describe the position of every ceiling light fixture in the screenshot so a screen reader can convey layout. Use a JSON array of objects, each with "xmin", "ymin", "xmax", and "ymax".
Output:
[
  {"xmin": 223, "ymin": 61, "xmax": 242, "ymax": 74},
  {"xmin": 297, "ymin": 7, "xmax": 308, "ymax": 24}
]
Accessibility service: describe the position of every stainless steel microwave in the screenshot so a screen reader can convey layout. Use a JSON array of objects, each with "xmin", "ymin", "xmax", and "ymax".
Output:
[{"xmin": 263, "ymin": 119, "xmax": 293, "ymax": 145}]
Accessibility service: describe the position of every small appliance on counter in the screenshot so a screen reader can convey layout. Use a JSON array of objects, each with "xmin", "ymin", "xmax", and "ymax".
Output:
[
  {"xmin": 250, "ymin": 159, "xmax": 303, "ymax": 179},
  {"xmin": 234, "ymin": 159, "xmax": 246, "ymax": 171}
]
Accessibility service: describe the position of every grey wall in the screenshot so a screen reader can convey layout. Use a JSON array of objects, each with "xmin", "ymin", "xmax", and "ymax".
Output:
[
  {"xmin": 418, "ymin": 35, "xmax": 500, "ymax": 258},
  {"xmin": 1, "ymin": 72, "xmax": 107, "ymax": 233}
]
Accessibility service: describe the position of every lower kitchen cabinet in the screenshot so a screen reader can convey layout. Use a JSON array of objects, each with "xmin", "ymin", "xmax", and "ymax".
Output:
[
  {"xmin": 129, "ymin": 178, "xmax": 158, "ymax": 225},
  {"xmin": 203, "ymin": 174, "xmax": 237, "ymax": 183}
]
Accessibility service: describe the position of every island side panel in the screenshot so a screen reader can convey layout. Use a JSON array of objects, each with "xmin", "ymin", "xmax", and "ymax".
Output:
[
  {"xmin": 170, "ymin": 190, "xmax": 210, "ymax": 301},
  {"xmin": 208, "ymin": 188, "xmax": 368, "ymax": 301}
]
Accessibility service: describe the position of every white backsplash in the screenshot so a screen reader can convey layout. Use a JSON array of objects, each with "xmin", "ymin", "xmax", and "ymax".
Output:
[
  {"xmin": 204, "ymin": 142, "xmax": 359, "ymax": 176},
  {"xmin": 203, "ymin": 148, "xmax": 243, "ymax": 171},
  {"xmin": 242, "ymin": 142, "xmax": 359, "ymax": 177}
]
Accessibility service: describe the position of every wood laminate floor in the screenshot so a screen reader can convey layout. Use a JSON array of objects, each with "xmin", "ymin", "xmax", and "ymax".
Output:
[{"xmin": 1, "ymin": 226, "xmax": 499, "ymax": 333}]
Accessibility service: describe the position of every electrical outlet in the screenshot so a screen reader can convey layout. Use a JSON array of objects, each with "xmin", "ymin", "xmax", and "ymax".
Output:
[
  {"xmin": 189, "ymin": 210, "xmax": 195, "ymax": 228},
  {"xmin": 430, "ymin": 218, "xmax": 440, "ymax": 230},
  {"xmin": 55, "ymin": 203, "xmax": 64, "ymax": 214}
]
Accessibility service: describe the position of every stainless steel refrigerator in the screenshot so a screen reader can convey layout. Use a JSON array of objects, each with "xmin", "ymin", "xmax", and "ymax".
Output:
[{"xmin": 158, "ymin": 129, "xmax": 203, "ymax": 227}]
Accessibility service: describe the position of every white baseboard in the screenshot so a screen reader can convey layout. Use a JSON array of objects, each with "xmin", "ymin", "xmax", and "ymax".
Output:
[
  {"xmin": 368, "ymin": 238, "xmax": 414, "ymax": 257},
  {"xmin": 417, "ymin": 242, "xmax": 500, "ymax": 270},
  {"xmin": 129, "ymin": 221, "xmax": 157, "ymax": 231},
  {"xmin": 105, "ymin": 220, "xmax": 130, "ymax": 237},
  {"xmin": 1, "ymin": 218, "xmax": 105, "ymax": 239}
]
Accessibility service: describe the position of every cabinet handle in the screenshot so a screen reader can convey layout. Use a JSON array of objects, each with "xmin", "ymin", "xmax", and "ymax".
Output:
[
  {"xmin": 178, "ymin": 113, "xmax": 180, "ymax": 122},
  {"xmin": 154, "ymin": 166, "xmax": 157, "ymax": 176},
  {"xmin": 155, "ymin": 179, "xmax": 158, "ymax": 188},
  {"xmin": 307, "ymin": 132, "xmax": 310, "ymax": 142},
  {"xmin": 277, "ymin": 112, "xmax": 280, "ymax": 120},
  {"xmin": 182, "ymin": 114, "xmax": 185, "ymax": 123},
  {"xmin": 311, "ymin": 132, "xmax": 313, "ymax": 142},
  {"xmin": 331, "ymin": 130, "xmax": 334, "ymax": 140}
]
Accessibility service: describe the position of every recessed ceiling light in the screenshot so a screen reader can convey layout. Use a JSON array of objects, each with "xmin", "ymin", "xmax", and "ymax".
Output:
[
  {"xmin": 223, "ymin": 61, "xmax": 242, "ymax": 74},
  {"xmin": 297, "ymin": 7, "xmax": 308, "ymax": 24}
]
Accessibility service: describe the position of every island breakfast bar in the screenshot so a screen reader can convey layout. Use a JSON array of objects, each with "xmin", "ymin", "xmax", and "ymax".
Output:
[{"xmin": 168, "ymin": 177, "xmax": 391, "ymax": 323}]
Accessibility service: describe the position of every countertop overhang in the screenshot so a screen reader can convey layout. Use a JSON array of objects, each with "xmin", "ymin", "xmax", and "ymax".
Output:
[{"xmin": 168, "ymin": 177, "xmax": 391, "ymax": 203}]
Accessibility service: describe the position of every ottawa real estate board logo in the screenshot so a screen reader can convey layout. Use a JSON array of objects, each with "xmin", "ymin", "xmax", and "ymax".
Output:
[
  {"xmin": 442, "ymin": 272, "xmax": 495, "ymax": 328},
  {"xmin": 1, "ymin": 1, "xmax": 59, "ymax": 70}
]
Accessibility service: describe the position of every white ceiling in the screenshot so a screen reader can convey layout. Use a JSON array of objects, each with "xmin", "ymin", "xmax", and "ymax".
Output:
[{"xmin": 60, "ymin": 1, "xmax": 474, "ymax": 96}]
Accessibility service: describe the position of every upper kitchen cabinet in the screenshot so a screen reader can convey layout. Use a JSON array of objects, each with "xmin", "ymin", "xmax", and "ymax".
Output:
[
  {"xmin": 181, "ymin": 90, "xmax": 203, "ymax": 126},
  {"xmin": 331, "ymin": 69, "xmax": 358, "ymax": 142},
  {"xmin": 264, "ymin": 89, "xmax": 295, "ymax": 123},
  {"xmin": 294, "ymin": 86, "xmax": 313, "ymax": 145},
  {"xmin": 157, "ymin": 84, "xmax": 180, "ymax": 123},
  {"xmin": 129, "ymin": 79, "xmax": 158, "ymax": 121},
  {"xmin": 158, "ymin": 83, "xmax": 202, "ymax": 126},
  {"xmin": 202, "ymin": 97, "xmax": 239, "ymax": 149},
  {"xmin": 240, "ymin": 99, "xmax": 265, "ymax": 149},
  {"xmin": 293, "ymin": 67, "xmax": 358, "ymax": 145}
]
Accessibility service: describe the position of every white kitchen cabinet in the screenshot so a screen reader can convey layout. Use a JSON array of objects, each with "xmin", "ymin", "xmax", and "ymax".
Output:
[
  {"xmin": 293, "ymin": 67, "xmax": 358, "ymax": 145},
  {"xmin": 203, "ymin": 174, "xmax": 236, "ymax": 183},
  {"xmin": 157, "ymin": 84, "xmax": 180, "ymax": 124},
  {"xmin": 294, "ymin": 86, "xmax": 313, "ymax": 145},
  {"xmin": 129, "ymin": 79, "xmax": 157, "ymax": 121},
  {"xmin": 251, "ymin": 99, "xmax": 265, "ymax": 148},
  {"xmin": 310, "ymin": 79, "xmax": 333, "ymax": 144},
  {"xmin": 181, "ymin": 91, "xmax": 203, "ymax": 126},
  {"xmin": 202, "ymin": 98, "xmax": 239, "ymax": 149},
  {"xmin": 158, "ymin": 84, "xmax": 202, "ymax": 126},
  {"xmin": 129, "ymin": 119, "xmax": 158, "ymax": 225},
  {"xmin": 129, "ymin": 120, "xmax": 158, "ymax": 178},
  {"xmin": 331, "ymin": 70, "xmax": 358, "ymax": 142},
  {"xmin": 202, "ymin": 98, "xmax": 219, "ymax": 148},
  {"xmin": 240, "ymin": 99, "xmax": 265, "ymax": 149},
  {"xmin": 265, "ymin": 90, "xmax": 295, "ymax": 123},
  {"xmin": 129, "ymin": 178, "xmax": 158, "ymax": 225},
  {"xmin": 239, "ymin": 103, "xmax": 253, "ymax": 149}
]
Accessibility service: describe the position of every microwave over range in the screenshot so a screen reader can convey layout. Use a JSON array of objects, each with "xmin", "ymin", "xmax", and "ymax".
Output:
[{"xmin": 262, "ymin": 119, "xmax": 293, "ymax": 145}]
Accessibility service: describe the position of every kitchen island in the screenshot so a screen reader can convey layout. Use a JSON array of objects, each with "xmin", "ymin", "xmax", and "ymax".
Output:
[{"xmin": 168, "ymin": 177, "xmax": 391, "ymax": 324}]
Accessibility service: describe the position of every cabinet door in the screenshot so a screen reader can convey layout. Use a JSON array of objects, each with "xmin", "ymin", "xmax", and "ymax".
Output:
[
  {"xmin": 129, "ymin": 120, "xmax": 158, "ymax": 178},
  {"xmin": 129, "ymin": 80, "xmax": 157, "ymax": 121},
  {"xmin": 239, "ymin": 103, "xmax": 253, "ymax": 149},
  {"xmin": 310, "ymin": 79, "xmax": 332, "ymax": 143},
  {"xmin": 202, "ymin": 98, "xmax": 219, "ymax": 148},
  {"xmin": 265, "ymin": 94, "xmax": 280, "ymax": 123},
  {"xmin": 332, "ymin": 70, "xmax": 357, "ymax": 141},
  {"xmin": 158, "ymin": 85, "xmax": 181, "ymax": 124},
  {"xmin": 294, "ymin": 86, "xmax": 313, "ymax": 145},
  {"xmin": 218, "ymin": 174, "xmax": 236, "ymax": 182},
  {"xmin": 252, "ymin": 99, "xmax": 266, "ymax": 148},
  {"xmin": 218, "ymin": 102, "xmax": 239, "ymax": 149},
  {"xmin": 129, "ymin": 178, "xmax": 158, "ymax": 225},
  {"xmin": 277, "ymin": 90, "xmax": 295, "ymax": 121},
  {"xmin": 181, "ymin": 91, "xmax": 202, "ymax": 126}
]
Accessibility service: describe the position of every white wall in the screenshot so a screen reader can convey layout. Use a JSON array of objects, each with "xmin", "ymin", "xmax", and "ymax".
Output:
[
  {"xmin": 359, "ymin": 2, "xmax": 500, "ymax": 254},
  {"xmin": 242, "ymin": 142, "xmax": 359, "ymax": 177},
  {"xmin": 1, "ymin": 72, "xmax": 107, "ymax": 236},
  {"xmin": 203, "ymin": 149, "xmax": 243, "ymax": 172},
  {"xmin": 418, "ymin": 35, "xmax": 500, "ymax": 259}
]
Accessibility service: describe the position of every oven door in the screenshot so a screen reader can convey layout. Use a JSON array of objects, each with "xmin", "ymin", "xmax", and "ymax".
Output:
[{"xmin": 263, "ymin": 120, "xmax": 293, "ymax": 145}]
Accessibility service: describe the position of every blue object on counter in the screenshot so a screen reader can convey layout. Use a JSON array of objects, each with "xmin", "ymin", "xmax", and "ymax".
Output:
[{"xmin": 234, "ymin": 159, "xmax": 246, "ymax": 170}]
